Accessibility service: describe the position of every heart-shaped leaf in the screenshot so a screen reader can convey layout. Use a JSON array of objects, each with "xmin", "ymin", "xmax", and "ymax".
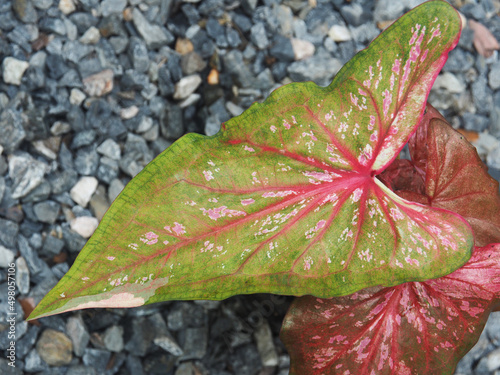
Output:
[
  {"xmin": 280, "ymin": 243, "xmax": 500, "ymax": 375},
  {"xmin": 29, "ymin": 1, "xmax": 470, "ymax": 320},
  {"xmin": 380, "ymin": 104, "xmax": 500, "ymax": 246}
]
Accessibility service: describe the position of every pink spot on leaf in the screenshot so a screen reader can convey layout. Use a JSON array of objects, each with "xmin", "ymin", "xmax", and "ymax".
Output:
[
  {"xmin": 202, "ymin": 206, "xmax": 246, "ymax": 221},
  {"xmin": 351, "ymin": 188, "xmax": 363, "ymax": 203},
  {"xmin": 241, "ymin": 198, "xmax": 255, "ymax": 206},
  {"xmin": 392, "ymin": 59, "xmax": 401, "ymax": 74},
  {"xmin": 382, "ymin": 89, "xmax": 392, "ymax": 118},
  {"xmin": 172, "ymin": 222, "xmax": 186, "ymax": 236},
  {"xmin": 203, "ymin": 170, "xmax": 214, "ymax": 181}
]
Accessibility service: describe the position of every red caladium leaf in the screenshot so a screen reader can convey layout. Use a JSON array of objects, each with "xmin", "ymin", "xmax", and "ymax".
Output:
[
  {"xmin": 29, "ymin": 1, "xmax": 470, "ymax": 320},
  {"xmin": 281, "ymin": 243, "xmax": 500, "ymax": 375},
  {"xmin": 380, "ymin": 104, "xmax": 500, "ymax": 246}
]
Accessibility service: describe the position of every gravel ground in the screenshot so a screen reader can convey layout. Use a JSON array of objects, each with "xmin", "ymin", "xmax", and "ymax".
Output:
[{"xmin": 0, "ymin": 0, "xmax": 500, "ymax": 374}]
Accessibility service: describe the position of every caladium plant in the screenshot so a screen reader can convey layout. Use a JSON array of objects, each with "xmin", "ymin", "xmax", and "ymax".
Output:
[{"xmin": 27, "ymin": 1, "xmax": 500, "ymax": 374}]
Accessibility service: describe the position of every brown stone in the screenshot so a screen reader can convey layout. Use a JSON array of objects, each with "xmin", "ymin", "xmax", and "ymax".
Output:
[
  {"xmin": 36, "ymin": 329, "xmax": 73, "ymax": 366},
  {"xmin": 83, "ymin": 69, "xmax": 114, "ymax": 97},
  {"xmin": 207, "ymin": 68, "xmax": 219, "ymax": 85},
  {"xmin": 175, "ymin": 38, "xmax": 194, "ymax": 55}
]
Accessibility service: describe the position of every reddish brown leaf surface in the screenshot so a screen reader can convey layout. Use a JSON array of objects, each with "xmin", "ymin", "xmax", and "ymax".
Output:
[
  {"xmin": 281, "ymin": 244, "xmax": 500, "ymax": 375},
  {"xmin": 380, "ymin": 104, "xmax": 500, "ymax": 246}
]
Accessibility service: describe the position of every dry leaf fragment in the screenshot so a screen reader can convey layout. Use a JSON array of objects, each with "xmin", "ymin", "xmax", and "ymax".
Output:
[{"xmin": 469, "ymin": 19, "xmax": 500, "ymax": 57}]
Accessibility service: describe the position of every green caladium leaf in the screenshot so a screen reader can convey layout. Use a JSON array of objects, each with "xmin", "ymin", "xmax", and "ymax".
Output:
[
  {"xmin": 280, "ymin": 243, "xmax": 500, "ymax": 375},
  {"xmin": 29, "ymin": 1, "xmax": 471, "ymax": 320}
]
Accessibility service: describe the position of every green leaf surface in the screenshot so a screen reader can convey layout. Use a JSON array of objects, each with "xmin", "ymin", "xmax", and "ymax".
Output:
[{"xmin": 29, "ymin": 1, "xmax": 470, "ymax": 320}]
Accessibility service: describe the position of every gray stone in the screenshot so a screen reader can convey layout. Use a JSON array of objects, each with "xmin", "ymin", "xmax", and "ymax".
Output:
[
  {"xmin": 41, "ymin": 235, "xmax": 65, "ymax": 257},
  {"xmin": 227, "ymin": 27, "xmax": 241, "ymax": 48},
  {"xmin": 349, "ymin": 23, "xmax": 379, "ymax": 45},
  {"xmin": 22, "ymin": 179, "xmax": 51, "ymax": 203},
  {"xmin": 129, "ymin": 36, "xmax": 150, "ymax": 74},
  {"xmin": 340, "ymin": 2, "xmax": 369, "ymax": 27},
  {"xmin": 0, "ymin": 245, "xmax": 15, "ymax": 268},
  {"xmin": 71, "ymin": 129, "xmax": 97, "ymax": 148},
  {"xmin": 433, "ymin": 72, "xmax": 466, "ymax": 94},
  {"xmin": 0, "ymin": 109, "xmax": 26, "ymax": 154},
  {"xmin": 39, "ymin": 17, "xmax": 66, "ymax": 35},
  {"xmin": 132, "ymin": 8, "xmax": 174, "ymax": 49},
  {"xmin": 125, "ymin": 317, "xmax": 156, "ymax": 356},
  {"xmin": 160, "ymin": 103, "xmax": 184, "ymax": 140},
  {"xmin": 486, "ymin": 312, "xmax": 500, "ymax": 346},
  {"xmin": 126, "ymin": 356, "xmax": 144, "ymax": 375},
  {"xmin": 25, "ymin": 348, "xmax": 48, "ymax": 372},
  {"xmin": 64, "ymin": 17, "xmax": 78, "ymax": 40},
  {"xmin": 33, "ymin": 200, "xmax": 60, "ymax": 224},
  {"xmin": 3, "ymin": 57, "xmax": 29, "ymax": 85},
  {"xmin": 254, "ymin": 321, "xmax": 279, "ymax": 367},
  {"xmin": 223, "ymin": 50, "xmax": 254, "ymax": 88},
  {"xmin": 108, "ymin": 36, "xmax": 128, "ymax": 54},
  {"xmin": 32, "ymin": 0, "xmax": 53, "ymax": 10},
  {"xmin": 373, "ymin": 0, "xmax": 426, "ymax": 23},
  {"xmin": 254, "ymin": 68, "xmax": 275, "ymax": 91},
  {"xmin": 204, "ymin": 114, "xmax": 220, "ymax": 136},
  {"xmin": 180, "ymin": 51, "xmax": 206, "ymax": 75},
  {"xmin": 82, "ymin": 349, "xmax": 111, "ymax": 372},
  {"xmin": 287, "ymin": 55, "xmax": 343, "ymax": 87},
  {"xmin": 74, "ymin": 147, "xmax": 99, "ymax": 176},
  {"xmin": 102, "ymin": 325, "xmax": 124, "ymax": 353},
  {"xmin": 46, "ymin": 54, "xmax": 69, "ymax": 80},
  {"xmin": 489, "ymin": 62, "xmax": 500, "ymax": 90},
  {"xmin": 180, "ymin": 327, "xmax": 208, "ymax": 360},
  {"xmin": 18, "ymin": 235, "xmax": 52, "ymax": 283},
  {"xmin": 101, "ymin": 0, "xmax": 126, "ymax": 17},
  {"xmin": 16, "ymin": 256, "xmax": 30, "ymax": 294},
  {"xmin": 461, "ymin": 3, "xmax": 486, "ymax": 21},
  {"xmin": 173, "ymin": 74, "xmax": 202, "ymax": 100},
  {"xmin": 108, "ymin": 178, "xmax": 124, "ymax": 202},
  {"xmin": 66, "ymin": 314, "xmax": 90, "ymax": 357},
  {"xmin": 96, "ymin": 139, "xmax": 121, "ymax": 160},
  {"xmin": 59, "ymin": 0, "xmax": 76, "ymax": 15},
  {"xmin": 66, "ymin": 365, "xmax": 97, "ymax": 375},
  {"xmin": 13, "ymin": 0, "xmax": 38, "ymax": 23},
  {"xmin": 47, "ymin": 169, "xmax": 78, "ymax": 195},
  {"xmin": 17, "ymin": 324, "xmax": 40, "ymax": 360},
  {"xmin": 291, "ymin": 38, "xmax": 315, "ymax": 61},
  {"xmin": 175, "ymin": 362, "xmax": 198, "ymax": 375},
  {"xmin": 0, "ymin": 219, "xmax": 19, "ymax": 249},
  {"xmin": 463, "ymin": 113, "xmax": 489, "ymax": 132},
  {"xmin": 269, "ymin": 36, "xmax": 294, "ymax": 62},
  {"xmin": 154, "ymin": 333, "xmax": 184, "ymax": 356},
  {"xmin": 9, "ymin": 152, "xmax": 49, "ymax": 199},
  {"xmin": 70, "ymin": 216, "xmax": 99, "ymax": 238},
  {"xmin": 472, "ymin": 76, "xmax": 493, "ymax": 116},
  {"xmin": 443, "ymin": 49, "xmax": 475, "ymax": 73},
  {"xmin": 206, "ymin": 17, "xmax": 224, "ymax": 40},
  {"xmin": 486, "ymin": 347, "xmax": 500, "ymax": 372},
  {"xmin": 250, "ymin": 22, "xmax": 269, "ymax": 49},
  {"xmin": 0, "ymin": 177, "xmax": 4, "ymax": 203},
  {"xmin": 63, "ymin": 41, "xmax": 93, "ymax": 64},
  {"xmin": 97, "ymin": 156, "xmax": 119, "ymax": 184}
]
